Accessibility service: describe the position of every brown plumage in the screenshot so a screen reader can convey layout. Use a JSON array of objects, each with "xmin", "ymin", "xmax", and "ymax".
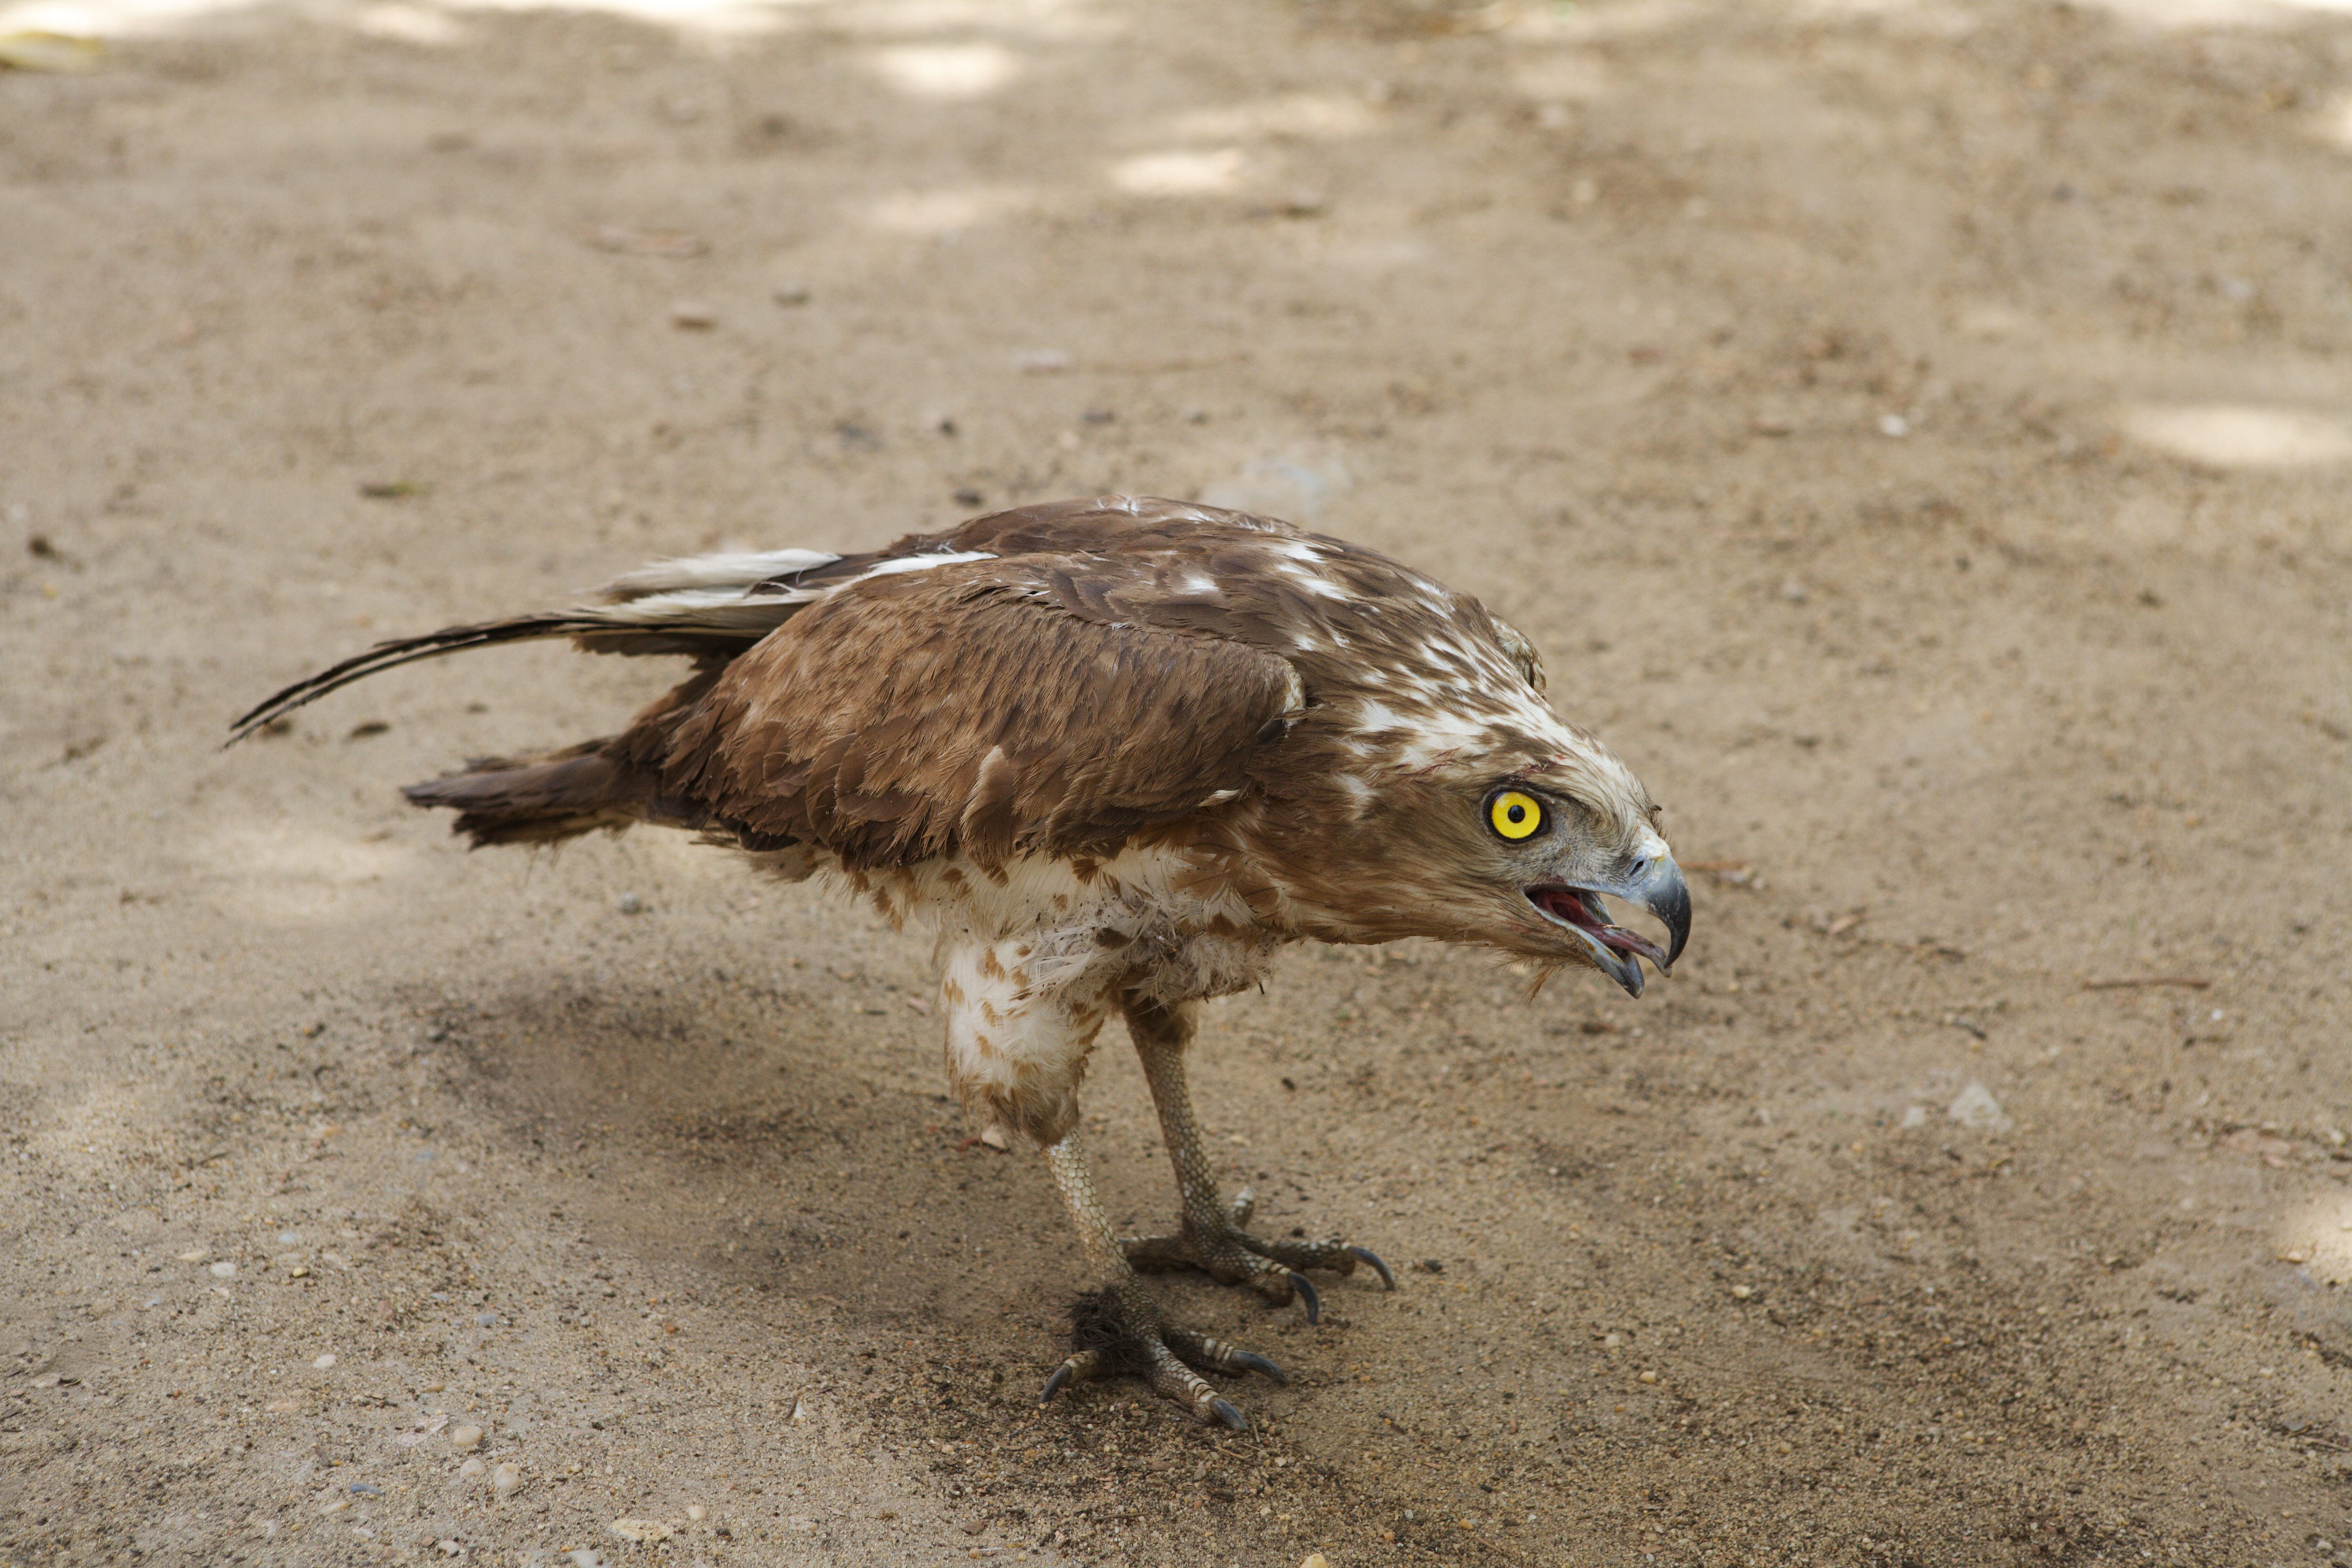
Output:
[{"xmin": 233, "ymin": 495, "xmax": 1691, "ymax": 1428}]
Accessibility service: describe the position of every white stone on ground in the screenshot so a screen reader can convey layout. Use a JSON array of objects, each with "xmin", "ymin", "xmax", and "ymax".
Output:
[{"xmin": 1946, "ymin": 1082, "xmax": 2012, "ymax": 1133}]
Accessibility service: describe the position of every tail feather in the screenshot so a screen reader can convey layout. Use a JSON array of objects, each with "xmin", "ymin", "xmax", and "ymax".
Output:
[
  {"xmin": 224, "ymin": 547, "xmax": 844, "ymax": 744},
  {"xmin": 230, "ymin": 613, "xmax": 615, "ymax": 743},
  {"xmin": 596, "ymin": 547, "xmax": 840, "ymax": 601},
  {"xmin": 401, "ymin": 743, "xmax": 653, "ymax": 848}
]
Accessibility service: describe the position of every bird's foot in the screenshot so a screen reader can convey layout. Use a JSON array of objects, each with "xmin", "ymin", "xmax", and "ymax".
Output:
[
  {"xmin": 1119, "ymin": 1188, "xmax": 1396, "ymax": 1324},
  {"xmin": 1039, "ymin": 1280, "xmax": 1286, "ymax": 1428}
]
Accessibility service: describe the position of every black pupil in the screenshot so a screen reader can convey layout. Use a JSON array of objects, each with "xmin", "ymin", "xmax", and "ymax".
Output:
[{"xmin": 1507, "ymin": 803, "xmax": 1525, "ymax": 823}]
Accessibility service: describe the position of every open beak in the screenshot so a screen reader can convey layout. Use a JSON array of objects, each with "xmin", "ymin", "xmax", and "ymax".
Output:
[{"xmin": 1525, "ymin": 853, "xmax": 1690, "ymax": 999}]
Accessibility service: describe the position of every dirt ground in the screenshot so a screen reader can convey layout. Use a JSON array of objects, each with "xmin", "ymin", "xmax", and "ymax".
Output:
[{"xmin": 5, "ymin": 0, "xmax": 2352, "ymax": 1562}]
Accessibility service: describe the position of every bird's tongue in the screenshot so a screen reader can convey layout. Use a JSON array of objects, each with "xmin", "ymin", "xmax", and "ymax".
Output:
[
  {"xmin": 1531, "ymin": 887, "xmax": 1669, "ymax": 968},
  {"xmin": 1529, "ymin": 885, "xmax": 1603, "ymax": 931}
]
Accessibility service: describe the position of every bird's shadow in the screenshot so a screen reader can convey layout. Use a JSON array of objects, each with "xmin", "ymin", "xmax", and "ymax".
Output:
[{"xmin": 393, "ymin": 965, "xmax": 1061, "ymax": 1339}]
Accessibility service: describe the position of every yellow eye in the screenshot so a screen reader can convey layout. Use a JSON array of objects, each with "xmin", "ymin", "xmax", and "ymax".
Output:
[{"xmin": 1488, "ymin": 790, "xmax": 1544, "ymax": 841}]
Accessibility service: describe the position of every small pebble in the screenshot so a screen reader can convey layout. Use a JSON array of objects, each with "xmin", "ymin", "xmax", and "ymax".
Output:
[
  {"xmin": 1946, "ymin": 1081, "xmax": 2012, "ymax": 1133},
  {"xmin": 1638, "ymin": 1370, "xmax": 1659, "ymax": 1384},
  {"xmin": 568, "ymin": 1552, "xmax": 608, "ymax": 1568},
  {"xmin": 687, "ymin": 1503, "xmax": 706, "ymax": 1521},
  {"xmin": 1877, "ymin": 413, "xmax": 1911, "ymax": 438},
  {"xmin": 476, "ymin": 1312, "xmax": 498, "ymax": 1328},
  {"xmin": 978, "ymin": 1126, "xmax": 1011, "ymax": 1152},
  {"xmin": 312, "ymin": 1353, "xmax": 337, "ymax": 1369},
  {"xmin": 617, "ymin": 893, "xmax": 645, "ymax": 915},
  {"xmin": 277, "ymin": 1231, "xmax": 302, "ymax": 1245},
  {"xmin": 1302, "ymin": 1556, "xmax": 1331, "ymax": 1568},
  {"xmin": 456, "ymin": 1457, "xmax": 487, "ymax": 1480},
  {"xmin": 610, "ymin": 1519, "xmax": 674, "ymax": 1544},
  {"xmin": 490, "ymin": 1461, "xmax": 523, "ymax": 1500},
  {"xmin": 177, "ymin": 1249, "xmax": 208, "ymax": 1263},
  {"xmin": 1602, "ymin": 1332, "xmax": 1625, "ymax": 1348},
  {"xmin": 450, "ymin": 1424, "xmax": 484, "ymax": 1450},
  {"xmin": 669, "ymin": 302, "xmax": 717, "ymax": 330},
  {"xmin": 1730, "ymin": 1284, "xmax": 1754, "ymax": 1301},
  {"xmin": 952, "ymin": 487, "xmax": 984, "ymax": 508},
  {"xmin": 771, "ymin": 281, "xmax": 811, "ymax": 306},
  {"xmin": 210, "ymin": 1261, "xmax": 237, "ymax": 1279}
]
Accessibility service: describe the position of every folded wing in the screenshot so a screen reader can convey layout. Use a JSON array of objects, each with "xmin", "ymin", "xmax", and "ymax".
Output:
[{"xmin": 637, "ymin": 556, "xmax": 1305, "ymax": 871}]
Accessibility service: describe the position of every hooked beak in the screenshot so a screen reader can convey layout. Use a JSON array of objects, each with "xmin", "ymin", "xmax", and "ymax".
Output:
[{"xmin": 1525, "ymin": 852, "xmax": 1691, "ymax": 999}]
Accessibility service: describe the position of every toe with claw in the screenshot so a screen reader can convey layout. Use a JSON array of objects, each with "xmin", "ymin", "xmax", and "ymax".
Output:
[
  {"xmin": 1118, "ymin": 1188, "xmax": 1397, "ymax": 1322},
  {"xmin": 1037, "ymin": 1282, "xmax": 1285, "ymax": 1427}
]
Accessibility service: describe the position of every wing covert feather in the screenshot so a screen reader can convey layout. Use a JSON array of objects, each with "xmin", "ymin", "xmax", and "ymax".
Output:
[{"xmin": 645, "ymin": 561, "xmax": 1301, "ymax": 869}]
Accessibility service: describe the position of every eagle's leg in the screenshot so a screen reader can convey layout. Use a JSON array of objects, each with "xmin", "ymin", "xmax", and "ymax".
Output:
[
  {"xmin": 1037, "ymin": 1130, "xmax": 1283, "ymax": 1428},
  {"xmin": 1120, "ymin": 998, "xmax": 1397, "ymax": 1318}
]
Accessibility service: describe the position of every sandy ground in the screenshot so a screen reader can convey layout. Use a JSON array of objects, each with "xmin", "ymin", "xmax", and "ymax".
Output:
[{"xmin": 5, "ymin": 0, "xmax": 2352, "ymax": 1563}]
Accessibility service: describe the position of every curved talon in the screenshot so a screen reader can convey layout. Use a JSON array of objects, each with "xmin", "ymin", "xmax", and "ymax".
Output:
[
  {"xmin": 1347, "ymin": 1244, "xmax": 1398, "ymax": 1291},
  {"xmin": 1287, "ymin": 1270, "xmax": 1321, "ymax": 1325},
  {"xmin": 1040, "ymin": 1348, "xmax": 1102, "ymax": 1404},
  {"xmin": 1209, "ymin": 1398, "xmax": 1248, "ymax": 1431},
  {"xmin": 1231, "ymin": 1350, "xmax": 1288, "ymax": 1385}
]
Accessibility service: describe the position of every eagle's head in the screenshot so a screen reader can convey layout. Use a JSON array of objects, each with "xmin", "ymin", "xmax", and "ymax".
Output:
[
  {"xmin": 1268, "ymin": 692, "xmax": 1690, "ymax": 997},
  {"xmin": 1474, "ymin": 746, "xmax": 1688, "ymax": 996},
  {"xmin": 1219, "ymin": 548, "xmax": 1689, "ymax": 994}
]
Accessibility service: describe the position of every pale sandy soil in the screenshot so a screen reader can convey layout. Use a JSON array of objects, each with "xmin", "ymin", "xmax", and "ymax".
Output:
[{"xmin": 4, "ymin": 0, "xmax": 2351, "ymax": 1564}]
